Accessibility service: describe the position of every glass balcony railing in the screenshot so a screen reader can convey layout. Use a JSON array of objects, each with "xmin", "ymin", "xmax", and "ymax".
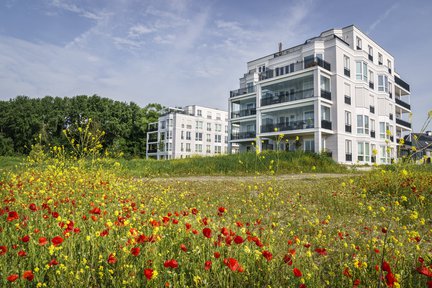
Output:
[
  {"xmin": 394, "ymin": 75, "xmax": 410, "ymax": 92},
  {"xmin": 395, "ymin": 98, "xmax": 411, "ymax": 110},
  {"xmin": 396, "ymin": 118, "xmax": 412, "ymax": 128},
  {"xmin": 230, "ymin": 86, "xmax": 256, "ymax": 98},
  {"xmin": 261, "ymin": 88, "xmax": 314, "ymax": 106},
  {"xmin": 261, "ymin": 119, "xmax": 314, "ymax": 133},
  {"xmin": 231, "ymin": 108, "xmax": 256, "ymax": 118},
  {"xmin": 321, "ymin": 120, "xmax": 332, "ymax": 130},
  {"xmin": 321, "ymin": 90, "xmax": 331, "ymax": 101},
  {"xmin": 231, "ymin": 131, "xmax": 256, "ymax": 140}
]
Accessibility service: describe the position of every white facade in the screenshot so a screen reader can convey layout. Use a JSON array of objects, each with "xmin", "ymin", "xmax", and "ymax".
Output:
[
  {"xmin": 228, "ymin": 25, "xmax": 412, "ymax": 164},
  {"xmin": 146, "ymin": 105, "xmax": 229, "ymax": 159}
]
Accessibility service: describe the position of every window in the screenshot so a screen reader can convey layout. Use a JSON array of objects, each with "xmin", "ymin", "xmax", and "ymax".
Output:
[
  {"xmin": 321, "ymin": 106, "xmax": 330, "ymax": 121},
  {"xmin": 368, "ymin": 46, "xmax": 373, "ymax": 58},
  {"xmin": 358, "ymin": 142, "xmax": 370, "ymax": 162},
  {"xmin": 378, "ymin": 53, "xmax": 383, "ymax": 65},
  {"xmin": 320, "ymin": 76, "xmax": 330, "ymax": 92},
  {"xmin": 196, "ymin": 121, "xmax": 203, "ymax": 129},
  {"xmin": 160, "ymin": 132, "xmax": 165, "ymax": 141},
  {"xmin": 345, "ymin": 111, "xmax": 352, "ymax": 133},
  {"xmin": 197, "ymin": 109, "xmax": 202, "ymax": 116},
  {"xmin": 378, "ymin": 75, "xmax": 388, "ymax": 92},
  {"xmin": 206, "ymin": 134, "xmax": 211, "ymax": 142},
  {"xmin": 216, "ymin": 113, "xmax": 221, "ymax": 120},
  {"xmin": 207, "ymin": 112, "xmax": 212, "ymax": 119},
  {"xmin": 186, "ymin": 131, "xmax": 191, "ymax": 140},
  {"xmin": 356, "ymin": 61, "xmax": 368, "ymax": 82},
  {"xmin": 181, "ymin": 131, "xmax": 184, "ymax": 140},
  {"xmin": 167, "ymin": 143, "xmax": 172, "ymax": 152},
  {"xmin": 160, "ymin": 121, "xmax": 166, "ymax": 129},
  {"xmin": 379, "ymin": 122, "xmax": 386, "ymax": 139},
  {"xmin": 380, "ymin": 145, "xmax": 388, "ymax": 163},
  {"xmin": 387, "ymin": 60, "xmax": 392, "ymax": 73},
  {"xmin": 180, "ymin": 143, "xmax": 184, "ymax": 152},
  {"xmin": 344, "ymin": 83, "xmax": 351, "ymax": 104},
  {"xmin": 370, "ymin": 119, "xmax": 375, "ymax": 132},
  {"xmin": 215, "ymin": 124, "xmax": 222, "ymax": 132},
  {"xmin": 195, "ymin": 144, "xmax": 202, "ymax": 153},
  {"xmin": 304, "ymin": 139, "xmax": 315, "ymax": 152},
  {"xmin": 214, "ymin": 146, "xmax": 222, "ymax": 154},
  {"xmin": 344, "ymin": 55, "xmax": 350, "ymax": 77},
  {"xmin": 168, "ymin": 131, "xmax": 172, "ymax": 140},
  {"xmin": 215, "ymin": 135, "xmax": 222, "ymax": 143},
  {"xmin": 225, "ymin": 125, "xmax": 228, "ymax": 133},
  {"xmin": 346, "ymin": 140, "xmax": 352, "ymax": 154},
  {"xmin": 357, "ymin": 115, "xmax": 369, "ymax": 134},
  {"xmin": 186, "ymin": 143, "xmax": 191, "ymax": 152},
  {"xmin": 206, "ymin": 145, "xmax": 211, "ymax": 153},
  {"xmin": 195, "ymin": 132, "xmax": 202, "ymax": 141},
  {"xmin": 369, "ymin": 70, "xmax": 374, "ymax": 89},
  {"xmin": 356, "ymin": 37, "xmax": 362, "ymax": 49},
  {"xmin": 207, "ymin": 123, "xmax": 211, "ymax": 131}
]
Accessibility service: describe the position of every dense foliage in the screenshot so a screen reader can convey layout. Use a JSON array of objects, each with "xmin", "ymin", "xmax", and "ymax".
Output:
[{"xmin": 0, "ymin": 95, "xmax": 162, "ymax": 157}]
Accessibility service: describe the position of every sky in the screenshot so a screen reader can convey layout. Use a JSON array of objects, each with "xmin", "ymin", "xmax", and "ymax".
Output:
[{"xmin": 0, "ymin": 0, "xmax": 431, "ymax": 131}]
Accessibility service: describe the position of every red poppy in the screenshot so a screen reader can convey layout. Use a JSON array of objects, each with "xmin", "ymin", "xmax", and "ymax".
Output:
[
  {"xmin": 90, "ymin": 207, "xmax": 101, "ymax": 214},
  {"xmin": 107, "ymin": 253, "xmax": 117, "ymax": 264},
  {"xmin": 21, "ymin": 235, "xmax": 30, "ymax": 243},
  {"xmin": 262, "ymin": 250, "xmax": 273, "ymax": 261},
  {"xmin": 39, "ymin": 237, "xmax": 48, "ymax": 246},
  {"xmin": 7, "ymin": 211, "xmax": 19, "ymax": 222},
  {"xmin": 29, "ymin": 203, "xmax": 37, "ymax": 211},
  {"xmin": 203, "ymin": 228, "xmax": 212, "ymax": 238},
  {"xmin": 218, "ymin": 207, "xmax": 226, "ymax": 213},
  {"xmin": 52, "ymin": 236, "xmax": 63, "ymax": 246},
  {"xmin": 144, "ymin": 268, "xmax": 154, "ymax": 280},
  {"xmin": 343, "ymin": 267, "xmax": 352, "ymax": 278},
  {"xmin": 191, "ymin": 208, "xmax": 198, "ymax": 215},
  {"xmin": 303, "ymin": 243, "xmax": 311, "ymax": 248},
  {"xmin": 18, "ymin": 250, "xmax": 27, "ymax": 257},
  {"xmin": 315, "ymin": 248, "xmax": 327, "ymax": 256},
  {"xmin": 0, "ymin": 245, "xmax": 7, "ymax": 255},
  {"xmin": 382, "ymin": 227, "xmax": 388, "ymax": 233},
  {"xmin": 353, "ymin": 279, "xmax": 361, "ymax": 288},
  {"xmin": 283, "ymin": 254, "xmax": 293, "ymax": 266},
  {"xmin": 299, "ymin": 284, "xmax": 307, "ymax": 288},
  {"xmin": 49, "ymin": 258, "xmax": 59, "ymax": 266},
  {"xmin": 23, "ymin": 270, "xmax": 34, "ymax": 281},
  {"xmin": 221, "ymin": 227, "xmax": 229, "ymax": 236},
  {"xmin": 164, "ymin": 259, "xmax": 178, "ymax": 269},
  {"xmin": 131, "ymin": 247, "xmax": 140, "ymax": 256},
  {"xmin": 180, "ymin": 244, "xmax": 187, "ymax": 252},
  {"xmin": 224, "ymin": 258, "xmax": 240, "ymax": 271},
  {"xmin": 386, "ymin": 272, "xmax": 396, "ymax": 286},
  {"xmin": 427, "ymin": 280, "xmax": 432, "ymax": 288},
  {"xmin": 52, "ymin": 211, "xmax": 59, "ymax": 218},
  {"xmin": 382, "ymin": 261, "xmax": 391, "ymax": 273},
  {"xmin": 214, "ymin": 252, "xmax": 221, "ymax": 259},
  {"xmin": 7, "ymin": 274, "xmax": 19, "ymax": 282},
  {"xmin": 417, "ymin": 266, "xmax": 432, "ymax": 277},
  {"xmin": 234, "ymin": 236, "xmax": 244, "ymax": 244},
  {"xmin": 293, "ymin": 268, "xmax": 302, "ymax": 277},
  {"xmin": 185, "ymin": 223, "xmax": 191, "ymax": 230},
  {"xmin": 204, "ymin": 260, "xmax": 212, "ymax": 270}
]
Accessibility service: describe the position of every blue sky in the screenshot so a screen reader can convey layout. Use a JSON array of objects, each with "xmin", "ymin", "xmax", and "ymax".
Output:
[{"xmin": 0, "ymin": 0, "xmax": 431, "ymax": 131}]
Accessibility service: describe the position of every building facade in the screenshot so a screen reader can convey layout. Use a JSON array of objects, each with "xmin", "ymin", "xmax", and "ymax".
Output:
[
  {"xmin": 228, "ymin": 25, "xmax": 412, "ymax": 164},
  {"xmin": 146, "ymin": 105, "xmax": 229, "ymax": 159}
]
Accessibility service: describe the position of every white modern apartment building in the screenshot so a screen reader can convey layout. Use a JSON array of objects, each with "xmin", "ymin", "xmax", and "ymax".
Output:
[
  {"xmin": 228, "ymin": 25, "xmax": 412, "ymax": 164},
  {"xmin": 146, "ymin": 105, "xmax": 229, "ymax": 159}
]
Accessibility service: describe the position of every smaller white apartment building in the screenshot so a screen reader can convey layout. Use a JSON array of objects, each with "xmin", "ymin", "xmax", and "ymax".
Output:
[{"xmin": 146, "ymin": 105, "xmax": 229, "ymax": 159}]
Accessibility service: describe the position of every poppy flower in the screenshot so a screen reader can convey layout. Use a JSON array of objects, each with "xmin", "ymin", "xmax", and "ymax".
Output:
[
  {"xmin": 49, "ymin": 258, "xmax": 59, "ymax": 266},
  {"xmin": 180, "ymin": 244, "xmax": 187, "ymax": 252},
  {"xmin": 21, "ymin": 235, "xmax": 30, "ymax": 243},
  {"xmin": 353, "ymin": 279, "xmax": 361, "ymax": 288},
  {"xmin": 386, "ymin": 272, "xmax": 396, "ymax": 286},
  {"xmin": 343, "ymin": 267, "xmax": 352, "ymax": 278},
  {"xmin": 315, "ymin": 248, "xmax": 327, "ymax": 256},
  {"xmin": 283, "ymin": 254, "xmax": 293, "ymax": 266},
  {"xmin": 0, "ymin": 245, "xmax": 7, "ymax": 255},
  {"xmin": 23, "ymin": 270, "xmax": 34, "ymax": 281},
  {"xmin": 234, "ymin": 236, "xmax": 244, "ymax": 244},
  {"xmin": 164, "ymin": 259, "xmax": 178, "ymax": 269},
  {"xmin": 90, "ymin": 207, "xmax": 101, "ymax": 214},
  {"xmin": 204, "ymin": 260, "xmax": 212, "ymax": 270},
  {"xmin": 382, "ymin": 261, "xmax": 391, "ymax": 273},
  {"xmin": 214, "ymin": 252, "xmax": 220, "ymax": 259},
  {"xmin": 7, "ymin": 211, "xmax": 19, "ymax": 222},
  {"xmin": 29, "ymin": 203, "xmax": 37, "ymax": 211},
  {"xmin": 417, "ymin": 266, "xmax": 432, "ymax": 277},
  {"xmin": 39, "ymin": 237, "xmax": 48, "ymax": 246},
  {"xmin": 218, "ymin": 207, "xmax": 226, "ymax": 213},
  {"xmin": 7, "ymin": 274, "xmax": 19, "ymax": 282},
  {"xmin": 144, "ymin": 268, "xmax": 154, "ymax": 280},
  {"xmin": 131, "ymin": 247, "xmax": 140, "ymax": 256},
  {"xmin": 52, "ymin": 236, "xmax": 63, "ymax": 246},
  {"xmin": 18, "ymin": 250, "xmax": 27, "ymax": 257},
  {"xmin": 203, "ymin": 228, "xmax": 212, "ymax": 238},
  {"xmin": 185, "ymin": 223, "xmax": 191, "ymax": 230},
  {"xmin": 107, "ymin": 253, "xmax": 117, "ymax": 264},
  {"xmin": 293, "ymin": 268, "xmax": 302, "ymax": 277},
  {"xmin": 262, "ymin": 250, "xmax": 273, "ymax": 261},
  {"xmin": 224, "ymin": 258, "xmax": 240, "ymax": 272}
]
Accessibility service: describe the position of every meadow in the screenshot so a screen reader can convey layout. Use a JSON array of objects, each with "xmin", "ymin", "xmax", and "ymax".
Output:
[{"xmin": 0, "ymin": 153, "xmax": 431, "ymax": 287}]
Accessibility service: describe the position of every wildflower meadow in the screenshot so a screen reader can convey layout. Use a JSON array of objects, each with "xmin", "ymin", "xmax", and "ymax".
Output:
[{"xmin": 0, "ymin": 145, "xmax": 431, "ymax": 287}]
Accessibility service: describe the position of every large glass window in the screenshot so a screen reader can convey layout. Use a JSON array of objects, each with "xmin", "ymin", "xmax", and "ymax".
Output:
[
  {"xmin": 321, "ymin": 106, "xmax": 331, "ymax": 121},
  {"xmin": 344, "ymin": 55, "xmax": 350, "ymax": 70},
  {"xmin": 356, "ymin": 61, "xmax": 368, "ymax": 82},
  {"xmin": 304, "ymin": 139, "xmax": 315, "ymax": 152},
  {"xmin": 346, "ymin": 140, "xmax": 352, "ymax": 154},
  {"xmin": 261, "ymin": 75, "xmax": 314, "ymax": 105},
  {"xmin": 357, "ymin": 115, "xmax": 369, "ymax": 134},
  {"xmin": 320, "ymin": 76, "xmax": 330, "ymax": 92},
  {"xmin": 378, "ymin": 75, "xmax": 389, "ymax": 92}
]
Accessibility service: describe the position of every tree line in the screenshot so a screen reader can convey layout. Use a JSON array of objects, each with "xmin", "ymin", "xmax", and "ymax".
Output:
[{"xmin": 0, "ymin": 95, "xmax": 162, "ymax": 157}]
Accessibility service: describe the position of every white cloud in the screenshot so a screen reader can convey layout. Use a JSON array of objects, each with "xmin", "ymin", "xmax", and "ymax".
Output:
[
  {"xmin": 49, "ymin": 0, "xmax": 107, "ymax": 20},
  {"xmin": 128, "ymin": 24, "xmax": 154, "ymax": 37},
  {"xmin": 367, "ymin": 3, "xmax": 399, "ymax": 34}
]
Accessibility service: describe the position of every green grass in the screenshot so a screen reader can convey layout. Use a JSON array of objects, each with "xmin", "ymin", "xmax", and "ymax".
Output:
[
  {"xmin": 0, "ymin": 156, "xmax": 24, "ymax": 172},
  {"xmin": 117, "ymin": 151, "xmax": 348, "ymax": 177}
]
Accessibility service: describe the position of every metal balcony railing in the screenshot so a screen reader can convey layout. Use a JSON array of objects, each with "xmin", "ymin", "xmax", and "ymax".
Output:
[
  {"xmin": 321, "ymin": 120, "xmax": 332, "ymax": 130},
  {"xmin": 321, "ymin": 90, "xmax": 331, "ymax": 101},
  {"xmin": 261, "ymin": 88, "xmax": 314, "ymax": 106},
  {"xmin": 394, "ymin": 75, "xmax": 410, "ymax": 92},
  {"xmin": 261, "ymin": 120, "xmax": 314, "ymax": 133},
  {"xmin": 396, "ymin": 118, "xmax": 412, "ymax": 128},
  {"xmin": 231, "ymin": 108, "xmax": 256, "ymax": 118},
  {"xmin": 395, "ymin": 98, "xmax": 411, "ymax": 110},
  {"xmin": 231, "ymin": 131, "xmax": 256, "ymax": 140}
]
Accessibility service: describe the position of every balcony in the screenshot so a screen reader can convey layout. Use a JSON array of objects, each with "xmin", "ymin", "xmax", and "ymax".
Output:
[
  {"xmin": 370, "ymin": 105, "xmax": 375, "ymax": 114},
  {"xmin": 368, "ymin": 54, "xmax": 373, "ymax": 62},
  {"xmin": 321, "ymin": 120, "xmax": 332, "ymax": 130},
  {"xmin": 148, "ymin": 125, "xmax": 158, "ymax": 132},
  {"xmin": 230, "ymin": 86, "xmax": 256, "ymax": 98},
  {"xmin": 321, "ymin": 90, "xmax": 332, "ymax": 101},
  {"xmin": 371, "ymin": 130, "xmax": 376, "ymax": 138},
  {"xmin": 395, "ymin": 98, "xmax": 411, "ymax": 110},
  {"xmin": 396, "ymin": 118, "xmax": 412, "ymax": 128},
  {"xmin": 394, "ymin": 75, "xmax": 410, "ymax": 92},
  {"xmin": 259, "ymin": 57, "xmax": 330, "ymax": 81},
  {"xmin": 344, "ymin": 95, "xmax": 351, "ymax": 105},
  {"xmin": 369, "ymin": 82, "xmax": 374, "ymax": 90},
  {"xmin": 231, "ymin": 108, "xmax": 256, "ymax": 118},
  {"xmin": 344, "ymin": 68, "xmax": 351, "ymax": 77},
  {"xmin": 261, "ymin": 120, "xmax": 314, "ymax": 133},
  {"xmin": 148, "ymin": 135, "xmax": 158, "ymax": 143},
  {"xmin": 345, "ymin": 153, "xmax": 352, "ymax": 162},
  {"xmin": 231, "ymin": 131, "xmax": 256, "ymax": 140},
  {"xmin": 261, "ymin": 88, "xmax": 314, "ymax": 106},
  {"xmin": 147, "ymin": 148, "xmax": 157, "ymax": 153},
  {"xmin": 345, "ymin": 124, "xmax": 352, "ymax": 133}
]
